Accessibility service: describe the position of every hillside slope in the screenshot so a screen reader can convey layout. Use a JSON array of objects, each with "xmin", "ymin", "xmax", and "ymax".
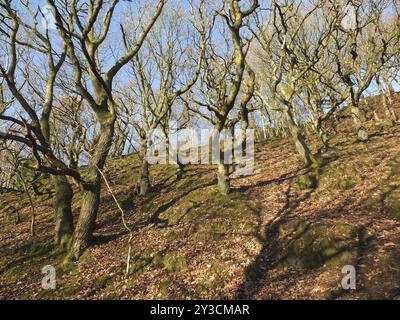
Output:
[{"xmin": 1, "ymin": 116, "xmax": 400, "ymax": 299}]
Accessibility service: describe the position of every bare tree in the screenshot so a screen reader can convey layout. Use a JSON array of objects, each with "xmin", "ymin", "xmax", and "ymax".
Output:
[
  {"xmin": 189, "ymin": 0, "xmax": 259, "ymax": 195},
  {"xmin": 47, "ymin": 0, "xmax": 166, "ymax": 259},
  {"xmin": 327, "ymin": 0, "xmax": 400, "ymax": 140},
  {"xmin": 0, "ymin": 1, "xmax": 74, "ymax": 245},
  {"xmin": 253, "ymin": 0, "xmax": 336, "ymax": 165},
  {"xmin": 119, "ymin": 1, "xmax": 206, "ymax": 196},
  {"xmin": 1, "ymin": 141, "xmax": 35, "ymax": 234}
]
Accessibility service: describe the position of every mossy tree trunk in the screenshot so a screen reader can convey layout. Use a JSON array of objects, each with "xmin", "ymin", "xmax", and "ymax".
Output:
[
  {"xmin": 241, "ymin": 109, "xmax": 249, "ymax": 155},
  {"xmin": 71, "ymin": 114, "xmax": 115, "ymax": 260},
  {"xmin": 46, "ymin": 0, "xmax": 165, "ymax": 260},
  {"xmin": 176, "ymin": 159, "xmax": 185, "ymax": 181},
  {"xmin": 113, "ymin": 119, "xmax": 128, "ymax": 158},
  {"xmin": 138, "ymin": 137, "xmax": 150, "ymax": 196},
  {"xmin": 53, "ymin": 175, "xmax": 74, "ymax": 246},
  {"xmin": 213, "ymin": 125, "xmax": 231, "ymax": 195},
  {"xmin": 217, "ymin": 163, "xmax": 231, "ymax": 196},
  {"xmin": 139, "ymin": 159, "xmax": 150, "ymax": 196},
  {"xmin": 164, "ymin": 129, "xmax": 185, "ymax": 180},
  {"xmin": 350, "ymin": 103, "xmax": 369, "ymax": 141},
  {"xmin": 40, "ymin": 108, "xmax": 75, "ymax": 246},
  {"xmin": 377, "ymin": 76, "xmax": 398, "ymax": 127},
  {"xmin": 314, "ymin": 117, "xmax": 329, "ymax": 149},
  {"xmin": 284, "ymin": 106, "xmax": 313, "ymax": 166}
]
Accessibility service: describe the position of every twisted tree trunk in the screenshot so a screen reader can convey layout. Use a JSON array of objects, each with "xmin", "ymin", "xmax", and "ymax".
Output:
[
  {"xmin": 284, "ymin": 106, "xmax": 313, "ymax": 166},
  {"xmin": 350, "ymin": 104, "xmax": 369, "ymax": 141},
  {"xmin": 40, "ymin": 113, "xmax": 75, "ymax": 246},
  {"xmin": 315, "ymin": 117, "xmax": 329, "ymax": 149},
  {"xmin": 71, "ymin": 114, "xmax": 115, "ymax": 260},
  {"xmin": 378, "ymin": 78, "xmax": 398, "ymax": 127},
  {"xmin": 53, "ymin": 175, "xmax": 74, "ymax": 246}
]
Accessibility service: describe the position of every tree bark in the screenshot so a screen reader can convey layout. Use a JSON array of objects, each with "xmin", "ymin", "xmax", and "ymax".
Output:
[
  {"xmin": 53, "ymin": 175, "xmax": 74, "ymax": 246},
  {"xmin": 217, "ymin": 163, "xmax": 230, "ymax": 196},
  {"xmin": 241, "ymin": 109, "xmax": 249, "ymax": 154},
  {"xmin": 315, "ymin": 117, "xmax": 329, "ymax": 149},
  {"xmin": 285, "ymin": 106, "xmax": 313, "ymax": 166},
  {"xmin": 70, "ymin": 115, "xmax": 115, "ymax": 260},
  {"xmin": 176, "ymin": 160, "xmax": 185, "ymax": 181},
  {"xmin": 380, "ymin": 76, "xmax": 398, "ymax": 126},
  {"xmin": 381, "ymin": 91, "xmax": 397, "ymax": 127},
  {"xmin": 350, "ymin": 104, "xmax": 369, "ymax": 141},
  {"xmin": 39, "ymin": 105, "xmax": 75, "ymax": 246},
  {"xmin": 71, "ymin": 181, "xmax": 101, "ymax": 259},
  {"xmin": 139, "ymin": 158, "xmax": 150, "ymax": 196},
  {"xmin": 212, "ymin": 126, "xmax": 231, "ymax": 195}
]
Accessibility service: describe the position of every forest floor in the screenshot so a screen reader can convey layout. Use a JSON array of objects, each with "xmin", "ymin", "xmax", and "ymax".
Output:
[{"xmin": 0, "ymin": 122, "xmax": 400, "ymax": 300}]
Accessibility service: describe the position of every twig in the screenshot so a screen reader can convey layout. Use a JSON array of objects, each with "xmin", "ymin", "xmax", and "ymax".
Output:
[{"xmin": 83, "ymin": 150, "xmax": 134, "ymax": 278}]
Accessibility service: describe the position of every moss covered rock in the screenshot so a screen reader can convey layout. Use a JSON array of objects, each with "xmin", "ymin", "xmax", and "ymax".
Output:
[
  {"xmin": 152, "ymin": 251, "xmax": 187, "ymax": 273},
  {"xmin": 280, "ymin": 222, "xmax": 360, "ymax": 269}
]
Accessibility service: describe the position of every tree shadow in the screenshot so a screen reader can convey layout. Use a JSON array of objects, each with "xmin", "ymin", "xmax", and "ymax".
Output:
[
  {"xmin": 234, "ymin": 170, "xmax": 398, "ymax": 300},
  {"xmin": 148, "ymin": 179, "xmax": 217, "ymax": 227},
  {"xmin": 235, "ymin": 180, "xmax": 315, "ymax": 299},
  {"xmin": 232, "ymin": 169, "xmax": 303, "ymax": 193}
]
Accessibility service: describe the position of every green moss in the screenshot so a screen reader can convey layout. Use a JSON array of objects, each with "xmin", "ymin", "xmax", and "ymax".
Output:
[
  {"xmin": 128, "ymin": 249, "xmax": 154, "ymax": 277},
  {"xmin": 210, "ymin": 261, "xmax": 225, "ymax": 274},
  {"xmin": 281, "ymin": 223, "xmax": 359, "ymax": 269},
  {"xmin": 195, "ymin": 283, "xmax": 209, "ymax": 296},
  {"xmin": 337, "ymin": 177, "xmax": 358, "ymax": 190},
  {"xmin": 60, "ymin": 234, "xmax": 73, "ymax": 250},
  {"xmin": 36, "ymin": 290, "xmax": 55, "ymax": 300},
  {"xmin": 165, "ymin": 230, "xmax": 182, "ymax": 242},
  {"xmin": 31, "ymin": 241, "xmax": 54, "ymax": 256},
  {"xmin": 386, "ymin": 191, "xmax": 400, "ymax": 221},
  {"xmin": 259, "ymin": 228, "xmax": 268, "ymax": 241},
  {"xmin": 3, "ymin": 264, "xmax": 26, "ymax": 278},
  {"xmin": 324, "ymin": 250, "xmax": 358, "ymax": 268},
  {"xmin": 103, "ymin": 292, "xmax": 119, "ymax": 300},
  {"xmin": 194, "ymin": 262, "xmax": 228, "ymax": 298},
  {"xmin": 62, "ymin": 251, "xmax": 76, "ymax": 268},
  {"xmin": 3, "ymin": 241, "xmax": 58, "ymax": 280},
  {"xmin": 94, "ymin": 275, "xmax": 114, "ymax": 290},
  {"xmin": 60, "ymin": 285, "xmax": 79, "ymax": 297},
  {"xmin": 322, "ymin": 247, "xmax": 338, "ymax": 257},
  {"xmin": 159, "ymin": 279, "xmax": 172, "ymax": 298},
  {"xmin": 160, "ymin": 252, "xmax": 187, "ymax": 273},
  {"xmin": 278, "ymin": 218, "xmax": 309, "ymax": 236},
  {"xmin": 189, "ymin": 222, "xmax": 224, "ymax": 243},
  {"xmin": 294, "ymin": 174, "xmax": 318, "ymax": 190},
  {"xmin": 19, "ymin": 292, "xmax": 34, "ymax": 300},
  {"xmin": 310, "ymin": 155, "xmax": 325, "ymax": 171}
]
